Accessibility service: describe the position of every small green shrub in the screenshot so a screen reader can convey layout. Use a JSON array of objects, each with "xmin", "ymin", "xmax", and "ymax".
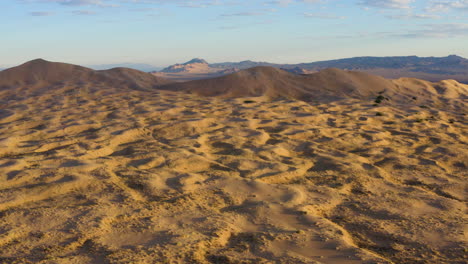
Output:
[{"xmin": 374, "ymin": 95, "xmax": 385, "ymax": 104}]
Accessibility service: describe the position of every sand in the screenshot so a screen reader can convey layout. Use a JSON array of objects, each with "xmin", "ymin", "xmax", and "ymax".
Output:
[{"xmin": 0, "ymin": 60, "xmax": 467, "ymax": 263}]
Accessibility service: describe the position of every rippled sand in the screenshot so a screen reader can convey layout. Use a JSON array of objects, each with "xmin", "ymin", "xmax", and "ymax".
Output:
[{"xmin": 0, "ymin": 83, "xmax": 466, "ymax": 263}]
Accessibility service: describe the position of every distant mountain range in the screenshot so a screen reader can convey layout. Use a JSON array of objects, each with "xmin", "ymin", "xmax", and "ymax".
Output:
[
  {"xmin": 155, "ymin": 55, "xmax": 468, "ymax": 83},
  {"xmin": 2, "ymin": 55, "xmax": 467, "ymax": 83},
  {"xmin": 87, "ymin": 63, "xmax": 162, "ymax": 72},
  {"xmin": 1, "ymin": 59, "xmax": 466, "ymax": 111},
  {"xmin": 211, "ymin": 55, "xmax": 467, "ymax": 72}
]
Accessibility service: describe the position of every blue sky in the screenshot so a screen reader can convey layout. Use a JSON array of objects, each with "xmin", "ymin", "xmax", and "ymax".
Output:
[{"xmin": 1, "ymin": 0, "xmax": 467, "ymax": 67}]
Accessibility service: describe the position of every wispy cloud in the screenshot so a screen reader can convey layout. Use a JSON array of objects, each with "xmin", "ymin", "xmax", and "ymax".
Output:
[
  {"xmin": 219, "ymin": 20, "xmax": 274, "ymax": 30},
  {"xmin": 425, "ymin": 0, "xmax": 468, "ymax": 12},
  {"xmin": 305, "ymin": 23, "xmax": 468, "ymax": 40},
  {"xmin": 303, "ymin": 12, "xmax": 345, "ymax": 19},
  {"xmin": 266, "ymin": 0, "xmax": 294, "ymax": 6},
  {"xmin": 72, "ymin": 10, "xmax": 96, "ymax": 15},
  {"xmin": 178, "ymin": 0, "xmax": 232, "ymax": 8},
  {"xmin": 59, "ymin": 0, "xmax": 103, "ymax": 5},
  {"xmin": 266, "ymin": 0, "xmax": 321, "ymax": 6},
  {"xmin": 221, "ymin": 12, "xmax": 264, "ymax": 17},
  {"xmin": 30, "ymin": 11, "xmax": 54, "ymax": 16},
  {"xmin": 397, "ymin": 23, "xmax": 468, "ymax": 38},
  {"xmin": 386, "ymin": 13, "xmax": 441, "ymax": 19},
  {"xmin": 351, "ymin": 23, "xmax": 468, "ymax": 39},
  {"xmin": 358, "ymin": 0, "xmax": 414, "ymax": 9},
  {"xmin": 22, "ymin": 0, "xmax": 118, "ymax": 7}
]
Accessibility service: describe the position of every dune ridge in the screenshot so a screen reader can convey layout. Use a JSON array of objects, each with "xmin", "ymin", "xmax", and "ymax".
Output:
[
  {"xmin": 0, "ymin": 59, "xmax": 171, "ymax": 99},
  {"xmin": 160, "ymin": 66, "xmax": 467, "ymax": 110},
  {"xmin": 0, "ymin": 59, "xmax": 466, "ymax": 263}
]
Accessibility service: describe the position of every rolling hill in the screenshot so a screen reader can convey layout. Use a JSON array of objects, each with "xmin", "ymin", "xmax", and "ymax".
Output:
[
  {"xmin": 0, "ymin": 59, "xmax": 172, "ymax": 99},
  {"xmin": 159, "ymin": 66, "xmax": 467, "ymax": 109}
]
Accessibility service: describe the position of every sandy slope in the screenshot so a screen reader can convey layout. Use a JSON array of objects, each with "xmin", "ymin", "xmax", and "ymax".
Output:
[
  {"xmin": 159, "ymin": 67, "xmax": 467, "ymax": 110},
  {"xmin": 0, "ymin": 59, "xmax": 171, "ymax": 96},
  {"xmin": 0, "ymin": 60, "xmax": 467, "ymax": 263}
]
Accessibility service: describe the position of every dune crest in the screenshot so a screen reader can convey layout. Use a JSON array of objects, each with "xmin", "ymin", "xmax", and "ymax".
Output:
[
  {"xmin": 0, "ymin": 59, "xmax": 172, "ymax": 94},
  {"xmin": 160, "ymin": 66, "xmax": 467, "ymax": 109}
]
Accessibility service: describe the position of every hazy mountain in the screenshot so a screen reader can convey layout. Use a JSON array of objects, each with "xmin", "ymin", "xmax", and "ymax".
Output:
[
  {"xmin": 211, "ymin": 60, "xmax": 278, "ymax": 69},
  {"xmin": 209, "ymin": 55, "xmax": 468, "ymax": 83},
  {"xmin": 160, "ymin": 58, "xmax": 212, "ymax": 73},
  {"xmin": 154, "ymin": 58, "xmax": 239, "ymax": 81},
  {"xmin": 182, "ymin": 58, "xmax": 208, "ymax": 65},
  {"xmin": 296, "ymin": 55, "xmax": 468, "ymax": 73},
  {"xmin": 88, "ymin": 63, "xmax": 161, "ymax": 72}
]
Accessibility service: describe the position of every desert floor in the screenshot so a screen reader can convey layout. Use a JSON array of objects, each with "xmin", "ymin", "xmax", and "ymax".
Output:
[{"xmin": 0, "ymin": 85, "xmax": 466, "ymax": 263}]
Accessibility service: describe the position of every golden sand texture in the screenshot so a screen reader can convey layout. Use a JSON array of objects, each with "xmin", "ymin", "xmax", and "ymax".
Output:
[
  {"xmin": 0, "ymin": 83, "xmax": 466, "ymax": 263},
  {"xmin": 0, "ymin": 60, "xmax": 467, "ymax": 263}
]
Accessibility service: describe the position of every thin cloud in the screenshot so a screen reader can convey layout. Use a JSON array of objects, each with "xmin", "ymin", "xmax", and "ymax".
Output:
[
  {"xmin": 386, "ymin": 13, "xmax": 441, "ymax": 19},
  {"xmin": 72, "ymin": 10, "xmax": 96, "ymax": 15},
  {"xmin": 21, "ymin": 0, "xmax": 118, "ymax": 7},
  {"xmin": 29, "ymin": 11, "xmax": 54, "ymax": 16},
  {"xmin": 219, "ymin": 20, "xmax": 274, "ymax": 30},
  {"xmin": 221, "ymin": 12, "xmax": 264, "ymax": 17},
  {"xmin": 352, "ymin": 23, "xmax": 468, "ymax": 39},
  {"xmin": 303, "ymin": 12, "xmax": 345, "ymax": 19},
  {"xmin": 305, "ymin": 23, "xmax": 468, "ymax": 40},
  {"xmin": 358, "ymin": 0, "xmax": 414, "ymax": 9},
  {"xmin": 266, "ymin": 0, "xmax": 321, "ymax": 6},
  {"xmin": 398, "ymin": 23, "xmax": 468, "ymax": 38},
  {"xmin": 425, "ymin": 0, "xmax": 468, "ymax": 12}
]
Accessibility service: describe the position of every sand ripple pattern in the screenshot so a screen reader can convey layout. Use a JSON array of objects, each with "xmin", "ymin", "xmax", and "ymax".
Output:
[{"xmin": 0, "ymin": 87, "xmax": 466, "ymax": 264}]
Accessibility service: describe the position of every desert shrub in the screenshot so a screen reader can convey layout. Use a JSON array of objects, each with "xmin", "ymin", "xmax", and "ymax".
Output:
[{"xmin": 374, "ymin": 95, "xmax": 385, "ymax": 104}]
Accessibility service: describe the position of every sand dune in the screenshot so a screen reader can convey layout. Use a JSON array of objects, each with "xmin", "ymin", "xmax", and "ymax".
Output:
[
  {"xmin": 0, "ymin": 59, "xmax": 171, "ymax": 98},
  {"xmin": 159, "ymin": 66, "xmax": 393, "ymax": 100},
  {"xmin": 0, "ymin": 60, "xmax": 467, "ymax": 263},
  {"xmin": 160, "ymin": 67, "xmax": 467, "ymax": 110}
]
